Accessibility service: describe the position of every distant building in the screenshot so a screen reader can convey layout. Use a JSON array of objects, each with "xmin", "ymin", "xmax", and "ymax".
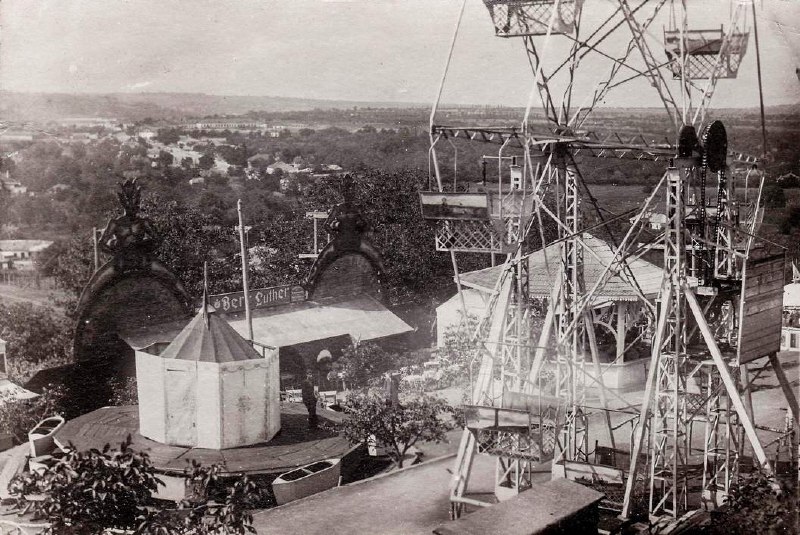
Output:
[
  {"xmin": 247, "ymin": 153, "xmax": 272, "ymax": 168},
  {"xmin": 58, "ymin": 117, "xmax": 119, "ymax": 128},
  {"xmin": 191, "ymin": 121, "xmax": 267, "ymax": 131},
  {"xmin": 782, "ymin": 264, "xmax": 800, "ymax": 351},
  {"xmin": 266, "ymin": 161, "xmax": 298, "ymax": 175},
  {"xmin": 137, "ymin": 129, "xmax": 157, "ymax": 141},
  {"xmin": 0, "ymin": 131, "xmax": 34, "ymax": 142},
  {"xmin": 213, "ymin": 158, "xmax": 230, "ymax": 174},
  {"xmin": 197, "ymin": 137, "xmax": 228, "ymax": 146},
  {"xmin": 69, "ymin": 132, "xmax": 99, "ymax": 143},
  {"xmin": 0, "ymin": 177, "xmax": 27, "ymax": 196},
  {"xmin": 48, "ymin": 183, "xmax": 72, "ymax": 194},
  {"xmin": 631, "ymin": 210, "xmax": 668, "ymax": 231},
  {"xmin": 188, "ymin": 177, "xmax": 205, "ymax": 186},
  {"xmin": 0, "ymin": 239, "xmax": 53, "ymax": 271},
  {"xmin": 267, "ymin": 126, "xmax": 284, "ymax": 138}
]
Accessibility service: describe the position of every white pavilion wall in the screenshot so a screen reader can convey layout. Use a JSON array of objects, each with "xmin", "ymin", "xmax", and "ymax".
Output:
[
  {"xmin": 163, "ymin": 359, "xmax": 197, "ymax": 447},
  {"xmin": 265, "ymin": 347, "xmax": 281, "ymax": 441},
  {"xmin": 136, "ymin": 351, "xmax": 167, "ymax": 443},
  {"xmin": 196, "ymin": 361, "xmax": 223, "ymax": 449},
  {"xmin": 220, "ymin": 361, "xmax": 259, "ymax": 448}
]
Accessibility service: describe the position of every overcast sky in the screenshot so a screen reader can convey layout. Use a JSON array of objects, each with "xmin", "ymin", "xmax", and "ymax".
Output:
[{"xmin": 1, "ymin": 0, "xmax": 798, "ymax": 108}]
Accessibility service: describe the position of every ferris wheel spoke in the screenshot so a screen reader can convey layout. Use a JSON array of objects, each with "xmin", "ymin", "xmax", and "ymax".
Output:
[
  {"xmin": 572, "ymin": 0, "xmax": 668, "ymax": 129},
  {"xmin": 522, "ymin": 36, "xmax": 562, "ymax": 128},
  {"xmin": 619, "ymin": 0, "xmax": 681, "ymax": 131}
]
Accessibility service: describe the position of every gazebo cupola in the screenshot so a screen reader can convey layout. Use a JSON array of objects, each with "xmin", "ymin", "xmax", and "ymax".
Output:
[{"xmin": 136, "ymin": 305, "xmax": 280, "ymax": 449}]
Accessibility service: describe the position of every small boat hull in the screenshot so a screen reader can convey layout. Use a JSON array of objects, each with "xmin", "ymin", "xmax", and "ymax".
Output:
[
  {"xmin": 272, "ymin": 458, "xmax": 341, "ymax": 505},
  {"xmin": 28, "ymin": 416, "xmax": 65, "ymax": 458}
]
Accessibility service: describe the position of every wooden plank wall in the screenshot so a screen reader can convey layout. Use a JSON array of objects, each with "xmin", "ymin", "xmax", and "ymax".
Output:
[{"xmin": 739, "ymin": 253, "xmax": 785, "ymax": 364}]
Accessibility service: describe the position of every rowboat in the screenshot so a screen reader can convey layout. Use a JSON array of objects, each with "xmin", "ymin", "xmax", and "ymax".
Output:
[
  {"xmin": 272, "ymin": 458, "xmax": 341, "ymax": 505},
  {"xmin": 28, "ymin": 416, "xmax": 64, "ymax": 458}
]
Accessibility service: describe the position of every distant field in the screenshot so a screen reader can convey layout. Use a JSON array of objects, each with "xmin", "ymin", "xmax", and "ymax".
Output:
[
  {"xmin": 585, "ymin": 183, "xmax": 766, "ymax": 218},
  {"xmin": 0, "ymin": 283, "xmax": 68, "ymax": 311}
]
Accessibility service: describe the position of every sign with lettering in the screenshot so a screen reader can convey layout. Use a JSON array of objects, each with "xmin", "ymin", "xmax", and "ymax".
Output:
[{"xmin": 209, "ymin": 284, "xmax": 306, "ymax": 314}]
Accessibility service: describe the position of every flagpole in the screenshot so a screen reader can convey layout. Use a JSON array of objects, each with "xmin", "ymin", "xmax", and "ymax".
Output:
[
  {"xmin": 237, "ymin": 199, "xmax": 254, "ymax": 341},
  {"xmin": 203, "ymin": 261, "xmax": 210, "ymax": 328}
]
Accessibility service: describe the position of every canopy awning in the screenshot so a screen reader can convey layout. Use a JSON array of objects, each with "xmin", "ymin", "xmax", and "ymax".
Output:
[
  {"xmin": 225, "ymin": 295, "xmax": 413, "ymax": 349},
  {"xmin": 120, "ymin": 295, "xmax": 412, "ymax": 352},
  {"xmin": 0, "ymin": 377, "xmax": 37, "ymax": 400}
]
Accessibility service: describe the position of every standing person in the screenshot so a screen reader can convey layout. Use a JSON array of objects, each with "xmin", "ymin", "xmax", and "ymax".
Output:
[{"xmin": 301, "ymin": 372, "xmax": 318, "ymax": 429}]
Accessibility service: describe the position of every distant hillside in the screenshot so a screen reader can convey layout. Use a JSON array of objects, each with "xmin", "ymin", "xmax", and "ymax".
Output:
[
  {"xmin": 0, "ymin": 91, "xmax": 427, "ymax": 123},
  {"xmin": 3, "ymin": 91, "xmax": 797, "ymax": 125}
]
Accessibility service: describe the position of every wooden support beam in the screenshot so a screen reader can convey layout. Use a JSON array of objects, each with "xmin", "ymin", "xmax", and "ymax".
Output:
[{"xmin": 684, "ymin": 283, "xmax": 773, "ymax": 475}]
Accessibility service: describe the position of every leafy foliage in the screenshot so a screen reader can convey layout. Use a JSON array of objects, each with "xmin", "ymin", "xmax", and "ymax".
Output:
[
  {"xmin": 436, "ymin": 313, "xmax": 482, "ymax": 387},
  {"xmin": 302, "ymin": 169, "xmax": 487, "ymax": 305},
  {"xmin": 10, "ymin": 437, "xmax": 162, "ymax": 534},
  {"xmin": 109, "ymin": 376, "xmax": 138, "ymax": 406},
  {"xmin": 10, "ymin": 438, "xmax": 259, "ymax": 535},
  {"xmin": 342, "ymin": 392, "xmax": 455, "ymax": 468},
  {"xmin": 708, "ymin": 471, "xmax": 798, "ymax": 535},
  {"xmin": 762, "ymin": 183, "xmax": 786, "ymax": 208},
  {"xmin": 329, "ymin": 342, "xmax": 394, "ymax": 390},
  {"xmin": 0, "ymin": 302, "xmax": 73, "ymax": 382}
]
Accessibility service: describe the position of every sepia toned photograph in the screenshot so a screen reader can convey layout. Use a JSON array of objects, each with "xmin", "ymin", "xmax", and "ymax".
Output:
[{"xmin": 0, "ymin": 1, "xmax": 799, "ymax": 533}]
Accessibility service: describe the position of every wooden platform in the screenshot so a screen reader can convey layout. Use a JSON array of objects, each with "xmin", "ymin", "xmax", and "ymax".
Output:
[{"xmin": 54, "ymin": 404, "xmax": 356, "ymax": 476}]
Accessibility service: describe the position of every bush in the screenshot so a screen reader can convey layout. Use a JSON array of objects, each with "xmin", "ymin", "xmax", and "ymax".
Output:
[
  {"xmin": 10, "ymin": 438, "xmax": 259, "ymax": 534},
  {"xmin": 11, "ymin": 437, "xmax": 162, "ymax": 533},
  {"xmin": 708, "ymin": 470, "xmax": 798, "ymax": 535},
  {"xmin": 110, "ymin": 376, "xmax": 138, "ymax": 406}
]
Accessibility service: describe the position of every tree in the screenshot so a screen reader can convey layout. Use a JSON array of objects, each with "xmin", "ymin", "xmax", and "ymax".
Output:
[
  {"xmin": 762, "ymin": 183, "xmax": 786, "ymax": 208},
  {"xmin": 157, "ymin": 150, "xmax": 174, "ymax": 168},
  {"xmin": 155, "ymin": 128, "xmax": 181, "ymax": 146},
  {"xmin": 198, "ymin": 153, "xmax": 215, "ymax": 171},
  {"xmin": 330, "ymin": 342, "xmax": 393, "ymax": 390},
  {"xmin": 49, "ymin": 195, "xmax": 242, "ymax": 300},
  {"xmin": 436, "ymin": 313, "xmax": 482, "ymax": 387},
  {"xmin": 342, "ymin": 392, "xmax": 455, "ymax": 468}
]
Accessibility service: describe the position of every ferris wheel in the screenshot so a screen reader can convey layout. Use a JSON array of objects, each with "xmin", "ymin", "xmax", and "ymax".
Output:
[{"xmin": 422, "ymin": 0, "xmax": 795, "ymax": 525}]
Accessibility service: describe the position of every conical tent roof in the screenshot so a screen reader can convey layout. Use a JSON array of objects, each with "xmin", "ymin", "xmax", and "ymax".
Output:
[{"xmin": 160, "ymin": 306, "xmax": 262, "ymax": 363}]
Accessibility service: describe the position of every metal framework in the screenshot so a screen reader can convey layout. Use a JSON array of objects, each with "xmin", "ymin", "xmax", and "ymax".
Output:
[{"xmin": 422, "ymin": 0, "xmax": 797, "ymax": 525}]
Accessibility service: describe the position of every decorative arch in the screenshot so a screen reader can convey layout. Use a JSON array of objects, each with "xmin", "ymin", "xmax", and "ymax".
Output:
[
  {"xmin": 73, "ymin": 259, "xmax": 193, "ymax": 360},
  {"xmin": 305, "ymin": 198, "xmax": 387, "ymax": 303},
  {"xmin": 72, "ymin": 178, "xmax": 193, "ymax": 361}
]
